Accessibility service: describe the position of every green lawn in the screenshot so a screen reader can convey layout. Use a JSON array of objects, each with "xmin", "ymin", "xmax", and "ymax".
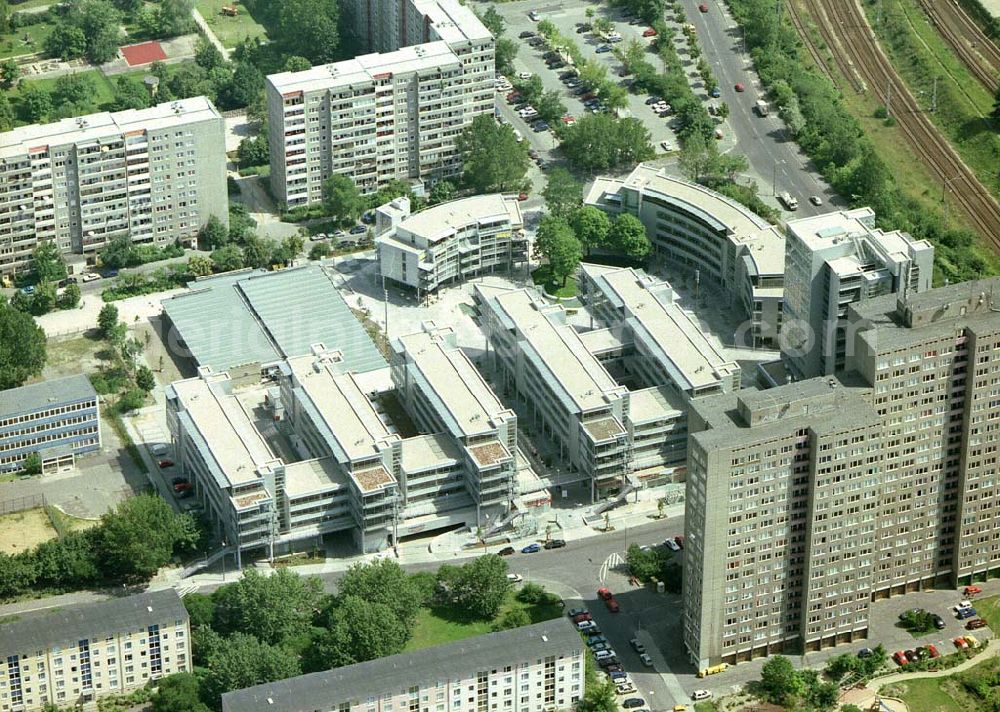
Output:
[
  {"xmin": 0, "ymin": 21, "xmax": 55, "ymax": 59},
  {"xmin": 404, "ymin": 593, "xmax": 563, "ymax": 652},
  {"xmin": 195, "ymin": 0, "xmax": 268, "ymax": 48},
  {"xmin": 10, "ymin": 0, "xmax": 59, "ymax": 10},
  {"xmin": 887, "ymin": 678, "xmax": 964, "ymax": 712},
  {"xmin": 973, "ymin": 594, "xmax": 1000, "ymax": 633},
  {"xmin": 531, "ymin": 264, "xmax": 577, "ymax": 299}
]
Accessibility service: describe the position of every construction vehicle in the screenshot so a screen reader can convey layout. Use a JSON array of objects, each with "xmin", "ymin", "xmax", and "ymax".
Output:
[
  {"xmin": 755, "ymin": 99, "xmax": 769, "ymax": 117},
  {"xmin": 221, "ymin": 5, "xmax": 238, "ymax": 16},
  {"xmin": 697, "ymin": 663, "xmax": 728, "ymax": 678},
  {"xmin": 778, "ymin": 192, "xmax": 799, "ymax": 210}
]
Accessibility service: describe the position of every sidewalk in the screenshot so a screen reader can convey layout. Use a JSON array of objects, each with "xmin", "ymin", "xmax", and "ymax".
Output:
[{"xmin": 871, "ymin": 639, "xmax": 999, "ymax": 689}]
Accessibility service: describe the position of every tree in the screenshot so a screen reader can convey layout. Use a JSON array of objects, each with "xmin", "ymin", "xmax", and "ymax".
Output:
[
  {"xmin": 282, "ymin": 234, "xmax": 304, "ymax": 259},
  {"xmin": 338, "ymin": 558, "xmax": 422, "ymax": 630},
  {"xmin": 136, "ymin": 365, "xmax": 156, "ymax": 392},
  {"xmin": 194, "ymin": 36, "xmax": 225, "ymax": 70},
  {"xmin": 97, "ymin": 493, "xmax": 198, "ymax": 584},
  {"xmin": 678, "ymin": 131, "xmax": 715, "ymax": 183},
  {"xmin": 187, "ymin": 254, "xmax": 214, "ymax": 278},
  {"xmin": 184, "ymin": 592, "xmax": 216, "ymax": 629},
  {"xmin": 306, "ymin": 595, "xmax": 409, "ymax": 671},
  {"xmin": 571, "ymin": 206, "xmax": 610, "ymax": 255},
  {"xmin": 212, "ymin": 568, "xmax": 323, "ymax": 646},
  {"xmin": 57, "ymin": 283, "xmax": 81, "ymax": 310},
  {"xmin": 26, "ymin": 281, "xmax": 56, "ymax": 316},
  {"xmin": 110, "ymin": 75, "xmax": 152, "ymax": 111},
  {"xmin": 0, "ymin": 93, "xmax": 14, "ymax": 132},
  {"xmin": 0, "ymin": 302, "xmax": 46, "ymax": 389},
  {"xmin": 101, "ymin": 234, "xmax": 141, "ymax": 268},
  {"xmin": 577, "ymin": 678, "xmax": 617, "ymax": 712},
  {"xmin": 53, "ymin": 72, "xmax": 94, "ymax": 108},
  {"xmin": 0, "ymin": 58, "xmax": 19, "ymax": 89},
  {"xmin": 237, "ymin": 135, "xmax": 269, "ymax": 168},
  {"xmin": 45, "ymin": 23, "xmax": 88, "ymax": 60},
  {"xmin": 480, "ymin": 6, "xmax": 505, "ymax": 37},
  {"xmin": 284, "ymin": 55, "xmax": 312, "ymax": 72},
  {"xmin": 456, "ymin": 115, "xmax": 530, "ymax": 194},
  {"xmin": 535, "ymin": 216, "xmax": 582, "ymax": 287},
  {"xmin": 492, "ymin": 607, "xmax": 530, "ymax": 631},
  {"xmin": 20, "ymin": 83, "xmax": 53, "ymax": 123},
  {"xmin": 536, "ymin": 89, "xmax": 566, "ymax": 124},
  {"xmin": 758, "ymin": 656, "xmax": 804, "ymax": 705},
  {"xmin": 202, "ymin": 633, "xmax": 301, "ymax": 703},
  {"xmin": 436, "ymin": 555, "xmax": 511, "ymax": 620},
  {"xmin": 429, "ymin": 180, "xmax": 455, "ymax": 205},
  {"xmin": 97, "ymin": 303, "xmax": 119, "ymax": 338},
  {"xmin": 150, "ymin": 673, "xmax": 211, "ymax": 712},
  {"xmin": 22, "ymin": 452, "xmax": 42, "ymax": 476},
  {"xmin": 71, "ymin": 0, "xmax": 124, "ymax": 64},
  {"xmin": 211, "ymin": 244, "xmax": 245, "ymax": 272},
  {"xmin": 560, "ymin": 115, "xmax": 654, "ymax": 172},
  {"xmin": 31, "ymin": 241, "xmax": 67, "ymax": 284},
  {"xmin": 542, "ymin": 168, "xmax": 583, "ymax": 219},
  {"xmin": 155, "ymin": 0, "xmax": 194, "ymax": 37},
  {"xmin": 220, "ymin": 61, "xmax": 265, "ymax": 109},
  {"xmin": 198, "ymin": 214, "xmax": 229, "ymax": 250},
  {"xmin": 275, "ymin": 0, "xmax": 340, "ymax": 64},
  {"xmin": 242, "ymin": 235, "xmax": 272, "ymax": 269},
  {"xmin": 309, "ymin": 242, "xmax": 331, "ymax": 261},
  {"xmin": 993, "ymin": 85, "xmax": 1000, "ymax": 121},
  {"xmin": 609, "ymin": 214, "xmax": 650, "ymax": 261},
  {"xmin": 322, "ymin": 175, "xmax": 366, "ymax": 225},
  {"xmin": 496, "ymin": 37, "xmax": 518, "ymax": 75}
]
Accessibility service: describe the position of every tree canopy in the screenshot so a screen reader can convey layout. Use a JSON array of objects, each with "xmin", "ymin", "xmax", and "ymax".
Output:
[
  {"xmin": 560, "ymin": 115, "xmax": 655, "ymax": 172},
  {"xmin": 542, "ymin": 168, "xmax": 583, "ymax": 219},
  {"xmin": 535, "ymin": 216, "xmax": 582, "ymax": 287},
  {"xmin": 571, "ymin": 206, "xmax": 610, "ymax": 255},
  {"xmin": 337, "ymin": 558, "xmax": 422, "ymax": 630},
  {"xmin": 306, "ymin": 595, "xmax": 408, "ymax": 671},
  {"xmin": 0, "ymin": 302, "xmax": 46, "ymax": 389},
  {"xmin": 435, "ymin": 554, "xmax": 511, "ymax": 620},
  {"xmin": 322, "ymin": 175, "xmax": 366, "ymax": 225},
  {"xmin": 31, "ymin": 241, "xmax": 67, "ymax": 283},
  {"xmin": 150, "ymin": 672, "xmax": 211, "ymax": 712},
  {"xmin": 212, "ymin": 568, "xmax": 323, "ymax": 646},
  {"xmin": 202, "ymin": 632, "xmax": 301, "ymax": 704},
  {"xmin": 608, "ymin": 214, "xmax": 650, "ymax": 261},
  {"xmin": 456, "ymin": 114, "xmax": 530, "ymax": 194}
]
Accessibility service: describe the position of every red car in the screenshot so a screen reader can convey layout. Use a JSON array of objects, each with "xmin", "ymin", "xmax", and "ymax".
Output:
[
  {"xmin": 954, "ymin": 637, "xmax": 969, "ymax": 650},
  {"xmin": 892, "ymin": 650, "xmax": 909, "ymax": 665},
  {"xmin": 734, "ymin": 83, "xmax": 745, "ymax": 92},
  {"xmin": 925, "ymin": 644, "xmax": 940, "ymax": 658},
  {"xmin": 966, "ymin": 618, "xmax": 988, "ymax": 630},
  {"xmin": 699, "ymin": 3, "xmax": 709, "ymax": 11},
  {"xmin": 597, "ymin": 587, "xmax": 612, "ymax": 600},
  {"xmin": 964, "ymin": 585, "xmax": 983, "ymax": 596},
  {"xmin": 675, "ymin": 536, "xmax": 685, "ymax": 549},
  {"xmin": 561, "ymin": 114, "xmax": 576, "ymax": 125},
  {"xmin": 158, "ymin": 459, "xmax": 175, "ymax": 468},
  {"xmin": 642, "ymin": 27, "xmax": 657, "ymax": 37},
  {"xmin": 605, "ymin": 596, "xmax": 620, "ymax": 613},
  {"xmin": 517, "ymin": 192, "xmax": 528, "ymax": 201},
  {"xmin": 572, "ymin": 612, "xmax": 593, "ymax": 623},
  {"xmin": 506, "ymin": 92, "xmax": 521, "ymax": 103},
  {"xmin": 173, "ymin": 481, "xmax": 192, "ymax": 493},
  {"xmin": 582, "ymin": 92, "xmax": 598, "ymax": 101}
]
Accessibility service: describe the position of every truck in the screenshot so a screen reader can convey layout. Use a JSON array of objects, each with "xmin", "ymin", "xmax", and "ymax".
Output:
[
  {"xmin": 755, "ymin": 99, "xmax": 769, "ymax": 117},
  {"xmin": 778, "ymin": 192, "xmax": 799, "ymax": 210}
]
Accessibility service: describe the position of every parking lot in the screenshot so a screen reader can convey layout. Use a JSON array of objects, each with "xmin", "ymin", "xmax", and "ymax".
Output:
[{"xmin": 491, "ymin": 0, "xmax": 734, "ymax": 163}]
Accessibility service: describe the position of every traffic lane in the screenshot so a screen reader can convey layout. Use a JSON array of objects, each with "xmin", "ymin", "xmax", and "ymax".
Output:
[{"xmin": 682, "ymin": 0, "xmax": 837, "ymax": 212}]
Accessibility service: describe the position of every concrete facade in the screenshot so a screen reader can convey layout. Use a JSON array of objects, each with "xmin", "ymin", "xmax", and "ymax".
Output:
[
  {"xmin": 0, "ymin": 375, "xmax": 101, "ymax": 474},
  {"xmin": 267, "ymin": 0, "xmax": 494, "ymax": 206},
  {"xmin": 376, "ymin": 194, "xmax": 528, "ymax": 295},
  {"xmin": 0, "ymin": 97, "xmax": 228, "ymax": 277},
  {"xmin": 782, "ymin": 207, "xmax": 934, "ymax": 380},
  {"xmin": 0, "ymin": 590, "xmax": 190, "ymax": 712}
]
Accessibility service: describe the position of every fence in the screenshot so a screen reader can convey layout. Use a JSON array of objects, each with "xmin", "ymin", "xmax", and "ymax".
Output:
[{"xmin": 0, "ymin": 493, "xmax": 47, "ymax": 516}]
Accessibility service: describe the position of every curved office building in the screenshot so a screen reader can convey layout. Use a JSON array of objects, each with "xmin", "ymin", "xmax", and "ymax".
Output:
[{"xmin": 585, "ymin": 164, "xmax": 785, "ymax": 347}]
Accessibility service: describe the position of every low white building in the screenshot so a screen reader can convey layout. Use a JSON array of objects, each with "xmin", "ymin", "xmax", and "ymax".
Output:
[{"xmin": 377, "ymin": 194, "xmax": 527, "ymax": 296}]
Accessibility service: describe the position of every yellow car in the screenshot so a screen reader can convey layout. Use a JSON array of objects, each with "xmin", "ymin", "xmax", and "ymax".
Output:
[{"xmin": 673, "ymin": 706, "xmax": 687, "ymax": 712}]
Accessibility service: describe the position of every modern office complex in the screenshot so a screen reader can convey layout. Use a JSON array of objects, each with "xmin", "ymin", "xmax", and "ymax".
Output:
[
  {"xmin": 0, "ymin": 375, "xmax": 101, "ymax": 474},
  {"xmin": 221, "ymin": 618, "xmax": 585, "ymax": 712},
  {"xmin": 0, "ymin": 96, "xmax": 228, "ymax": 277},
  {"xmin": 167, "ymin": 325, "xmax": 520, "ymax": 558},
  {"xmin": 782, "ymin": 207, "xmax": 934, "ymax": 380},
  {"xmin": 392, "ymin": 323, "xmax": 518, "ymax": 519},
  {"xmin": 683, "ymin": 277, "xmax": 1000, "ymax": 669},
  {"xmin": 585, "ymin": 164, "xmax": 786, "ymax": 347},
  {"xmin": 267, "ymin": 0, "xmax": 494, "ymax": 206},
  {"xmin": 0, "ymin": 590, "xmax": 190, "ymax": 711},
  {"xmin": 376, "ymin": 194, "xmax": 528, "ymax": 295}
]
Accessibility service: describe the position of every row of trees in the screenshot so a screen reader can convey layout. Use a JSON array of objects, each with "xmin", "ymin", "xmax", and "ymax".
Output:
[
  {"xmin": 0, "ymin": 494, "xmax": 199, "ymax": 600},
  {"xmin": 96, "ymin": 302, "xmax": 157, "ymax": 409},
  {"xmin": 100, "ymin": 234, "xmax": 185, "ymax": 270},
  {"xmin": 625, "ymin": 544, "xmax": 682, "ymax": 593},
  {"xmin": 0, "ymin": 298, "xmax": 46, "ymax": 390},
  {"xmin": 6, "ymin": 242, "xmax": 80, "ymax": 316},
  {"xmin": 174, "ymin": 555, "xmax": 521, "ymax": 708},
  {"xmin": 729, "ymin": 0, "xmax": 993, "ymax": 283},
  {"xmin": 559, "ymin": 113, "xmax": 656, "ymax": 172}
]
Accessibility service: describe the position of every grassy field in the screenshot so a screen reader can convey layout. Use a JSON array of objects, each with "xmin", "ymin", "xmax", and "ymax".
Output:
[
  {"xmin": 195, "ymin": 0, "xmax": 268, "ymax": 48},
  {"xmin": 973, "ymin": 594, "xmax": 1000, "ymax": 632},
  {"xmin": 37, "ymin": 333, "xmax": 107, "ymax": 382},
  {"xmin": 0, "ymin": 20, "xmax": 55, "ymax": 60},
  {"xmin": 532, "ymin": 265, "xmax": 578, "ymax": 299},
  {"xmin": 404, "ymin": 593, "xmax": 564, "ymax": 652},
  {"xmin": 0, "ymin": 508, "xmax": 58, "ymax": 554},
  {"xmin": 887, "ymin": 677, "xmax": 965, "ymax": 712}
]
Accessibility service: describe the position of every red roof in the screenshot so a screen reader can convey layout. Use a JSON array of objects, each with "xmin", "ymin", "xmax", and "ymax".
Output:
[{"xmin": 121, "ymin": 41, "xmax": 167, "ymax": 67}]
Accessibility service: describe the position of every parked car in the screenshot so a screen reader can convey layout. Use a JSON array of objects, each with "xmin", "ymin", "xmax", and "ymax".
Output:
[
  {"xmin": 734, "ymin": 82, "xmax": 745, "ymax": 92},
  {"xmin": 576, "ymin": 620, "xmax": 598, "ymax": 631},
  {"xmin": 521, "ymin": 543, "xmax": 541, "ymax": 554},
  {"xmin": 645, "ymin": 96, "xmax": 663, "ymax": 105},
  {"xmin": 170, "ymin": 477, "xmax": 188, "ymax": 486},
  {"xmin": 899, "ymin": 607, "xmax": 924, "ymax": 621},
  {"xmin": 158, "ymin": 459, "xmax": 175, "ymax": 468},
  {"xmin": 596, "ymin": 45, "xmax": 612, "ymax": 54},
  {"xmin": 349, "ymin": 225, "xmax": 368, "ymax": 235},
  {"xmin": 964, "ymin": 585, "xmax": 983, "ymax": 596},
  {"xmin": 597, "ymin": 587, "xmax": 612, "ymax": 600},
  {"xmin": 597, "ymin": 656, "xmax": 619, "ymax": 668},
  {"xmin": 965, "ymin": 635, "xmax": 980, "ymax": 648},
  {"xmin": 605, "ymin": 596, "xmax": 620, "ymax": 613},
  {"xmin": 498, "ymin": 546, "xmax": 515, "ymax": 556},
  {"xmin": 604, "ymin": 664, "xmax": 624, "ymax": 674},
  {"xmin": 622, "ymin": 699, "xmax": 645, "ymax": 709},
  {"xmin": 925, "ymin": 644, "xmax": 941, "ymax": 658},
  {"xmin": 528, "ymin": 10, "xmax": 540, "ymax": 21},
  {"xmin": 933, "ymin": 614, "xmax": 946, "ymax": 629},
  {"xmin": 506, "ymin": 573, "xmax": 523, "ymax": 583},
  {"xmin": 642, "ymin": 27, "xmax": 657, "ymax": 37},
  {"xmin": 177, "ymin": 489, "xmax": 194, "ymax": 499},
  {"xmin": 519, "ymin": 31, "xmax": 536, "ymax": 39},
  {"xmin": 173, "ymin": 481, "xmax": 192, "ymax": 493},
  {"xmin": 544, "ymin": 539, "xmax": 566, "ymax": 549},
  {"xmin": 893, "ymin": 650, "xmax": 909, "ymax": 665},
  {"xmin": 594, "ymin": 650, "xmax": 616, "ymax": 660},
  {"xmin": 517, "ymin": 71, "xmax": 532, "ymax": 80},
  {"xmin": 567, "ymin": 608, "xmax": 588, "ymax": 618},
  {"xmin": 674, "ymin": 536, "xmax": 685, "ymax": 549},
  {"xmin": 572, "ymin": 613, "xmax": 592, "ymax": 624},
  {"xmin": 692, "ymin": 691, "xmax": 712, "ymax": 701},
  {"xmin": 630, "ymin": 638, "xmax": 646, "ymax": 653},
  {"xmin": 81, "ymin": 272, "xmax": 102, "ymax": 283},
  {"xmin": 709, "ymin": 87, "xmax": 721, "ymax": 98},
  {"xmin": 517, "ymin": 192, "xmax": 528, "ymax": 201},
  {"xmin": 699, "ymin": 3, "xmax": 709, "ymax": 11},
  {"xmin": 954, "ymin": 600, "xmax": 974, "ymax": 612},
  {"xmin": 957, "ymin": 607, "xmax": 978, "ymax": 620},
  {"xmin": 609, "ymin": 671, "xmax": 628, "ymax": 682},
  {"xmin": 531, "ymin": 121, "xmax": 550, "ymax": 132},
  {"xmin": 639, "ymin": 653, "xmax": 653, "ymax": 667},
  {"xmin": 809, "ymin": 195, "xmax": 823, "ymax": 206},
  {"xmin": 966, "ymin": 618, "xmax": 988, "ymax": 630},
  {"xmin": 586, "ymin": 635, "xmax": 607, "ymax": 647},
  {"xmin": 616, "ymin": 683, "xmax": 637, "ymax": 695},
  {"xmin": 953, "ymin": 637, "xmax": 969, "ymax": 650},
  {"xmin": 576, "ymin": 23, "xmax": 591, "ymax": 33},
  {"xmin": 561, "ymin": 115, "xmax": 576, "ymax": 125},
  {"xmin": 590, "ymin": 642, "xmax": 611, "ymax": 652}
]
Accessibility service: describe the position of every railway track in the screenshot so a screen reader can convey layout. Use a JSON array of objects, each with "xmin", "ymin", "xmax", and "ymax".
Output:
[
  {"xmin": 785, "ymin": 1, "xmax": 836, "ymax": 82},
  {"xmin": 916, "ymin": 0, "xmax": 1000, "ymax": 94},
  {"xmin": 799, "ymin": 0, "xmax": 1000, "ymax": 250}
]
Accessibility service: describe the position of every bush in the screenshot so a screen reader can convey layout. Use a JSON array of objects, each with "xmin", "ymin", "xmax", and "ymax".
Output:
[{"xmin": 516, "ymin": 582, "xmax": 547, "ymax": 604}]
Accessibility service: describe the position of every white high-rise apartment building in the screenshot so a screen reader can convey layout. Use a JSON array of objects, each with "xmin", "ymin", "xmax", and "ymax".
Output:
[
  {"xmin": 0, "ymin": 96, "xmax": 228, "ymax": 277},
  {"xmin": 267, "ymin": 0, "xmax": 494, "ymax": 207},
  {"xmin": 782, "ymin": 207, "xmax": 934, "ymax": 380}
]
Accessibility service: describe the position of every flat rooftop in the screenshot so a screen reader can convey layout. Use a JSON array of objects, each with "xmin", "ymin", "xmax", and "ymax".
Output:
[
  {"xmin": 484, "ymin": 288, "xmax": 623, "ymax": 413},
  {"xmin": 395, "ymin": 194, "xmax": 523, "ymax": 244},
  {"xmin": 628, "ymin": 385, "xmax": 686, "ymax": 423},
  {"xmin": 0, "ymin": 374, "xmax": 96, "ymax": 419},
  {"xmin": 395, "ymin": 327, "xmax": 512, "ymax": 438},
  {"xmin": 415, "ymin": 0, "xmax": 493, "ymax": 45},
  {"xmin": 170, "ymin": 374, "xmax": 275, "ymax": 487},
  {"xmin": 583, "ymin": 416, "xmax": 626, "ymax": 442},
  {"xmin": 282, "ymin": 457, "xmax": 347, "ymax": 498},
  {"xmin": 287, "ymin": 354, "xmax": 391, "ymax": 463},
  {"xmin": 785, "ymin": 207, "xmax": 932, "ymax": 259},
  {"xmin": 351, "ymin": 464, "xmax": 396, "ymax": 493},
  {"xmin": 467, "ymin": 440, "xmax": 511, "ymax": 467},
  {"xmin": 585, "ymin": 265, "xmax": 738, "ymax": 391},
  {"xmin": 0, "ymin": 96, "xmax": 220, "ymax": 160},
  {"xmin": 400, "ymin": 432, "xmax": 461, "ymax": 474},
  {"xmin": 162, "ymin": 265, "xmax": 385, "ymax": 374},
  {"xmin": 221, "ymin": 618, "xmax": 582, "ymax": 712}
]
